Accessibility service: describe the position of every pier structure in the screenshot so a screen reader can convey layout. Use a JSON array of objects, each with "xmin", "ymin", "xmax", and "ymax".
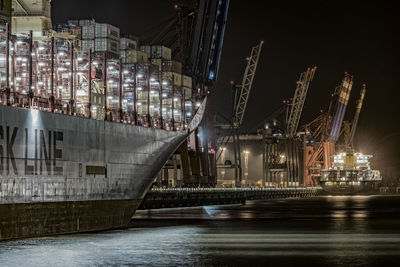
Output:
[{"xmin": 139, "ymin": 187, "xmax": 320, "ymax": 209}]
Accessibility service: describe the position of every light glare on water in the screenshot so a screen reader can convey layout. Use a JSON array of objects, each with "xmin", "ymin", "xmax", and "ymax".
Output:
[{"xmin": 1, "ymin": 195, "xmax": 400, "ymax": 266}]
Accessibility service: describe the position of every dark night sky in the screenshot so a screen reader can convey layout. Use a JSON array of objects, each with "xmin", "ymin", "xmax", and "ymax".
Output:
[{"xmin": 52, "ymin": 0, "xmax": 400, "ymax": 170}]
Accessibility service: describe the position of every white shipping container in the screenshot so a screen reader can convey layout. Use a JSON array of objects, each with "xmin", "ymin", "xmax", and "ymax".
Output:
[
  {"xmin": 174, "ymin": 97, "xmax": 182, "ymax": 109},
  {"xmin": 120, "ymin": 50, "xmax": 126, "ymax": 63},
  {"xmin": 69, "ymin": 26, "xmax": 82, "ymax": 39},
  {"xmin": 95, "ymin": 23, "xmax": 120, "ymax": 41},
  {"xmin": 164, "ymin": 72, "xmax": 182, "ymax": 86},
  {"xmin": 183, "ymin": 86, "xmax": 192, "ymax": 99},
  {"xmin": 124, "ymin": 50, "xmax": 148, "ymax": 63},
  {"xmin": 140, "ymin": 45, "xmax": 151, "ymax": 58},
  {"xmin": 95, "ymin": 38, "xmax": 120, "ymax": 55},
  {"xmin": 182, "ymin": 75, "xmax": 193, "ymax": 88},
  {"xmin": 174, "ymin": 73, "xmax": 182, "ymax": 87},
  {"xmin": 151, "ymin": 58, "xmax": 162, "ymax": 71},
  {"xmin": 151, "ymin": 45, "xmax": 171, "ymax": 60},
  {"xmin": 68, "ymin": 20, "xmax": 79, "ymax": 26},
  {"xmin": 82, "ymin": 40, "xmax": 95, "ymax": 52},
  {"xmin": 73, "ymin": 39, "xmax": 83, "ymax": 50},
  {"xmin": 163, "ymin": 98, "xmax": 172, "ymax": 105},
  {"xmin": 162, "ymin": 60, "xmax": 182, "ymax": 73},
  {"xmin": 125, "ymin": 50, "xmax": 137, "ymax": 64},
  {"xmin": 79, "ymin": 19, "xmax": 94, "ymax": 26},
  {"xmin": 120, "ymin": 38, "xmax": 137, "ymax": 50},
  {"xmin": 82, "ymin": 25, "xmax": 95, "ymax": 39},
  {"xmin": 0, "ymin": 54, "xmax": 5, "ymax": 68},
  {"xmin": 137, "ymin": 51, "xmax": 148, "ymax": 63}
]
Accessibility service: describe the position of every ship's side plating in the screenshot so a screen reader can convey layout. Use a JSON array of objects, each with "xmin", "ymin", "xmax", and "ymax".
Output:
[{"xmin": 0, "ymin": 105, "xmax": 189, "ymax": 240}]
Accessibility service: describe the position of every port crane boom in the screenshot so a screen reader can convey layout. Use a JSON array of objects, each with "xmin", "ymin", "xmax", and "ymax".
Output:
[
  {"xmin": 233, "ymin": 41, "xmax": 263, "ymax": 127},
  {"xmin": 215, "ymin": 41, "xmax": 263, "ymax": 186},
  {"xmin": 328, "ymin": 73, "xmax": 353, "ymax": 143},
  {"xmin": 302, "ymin": 73, "xmax": 354, "ymax": 185},
  {"xmin": 284, "ymin": 67, "xmax": 316, "ymax": 185},
  {"xmin": 349, "ymin": 84, "xmax": 366, "ymax": 147},
  {"xmin": 286, "ymin": 67, "xmax": 317, "ymax": 137}
]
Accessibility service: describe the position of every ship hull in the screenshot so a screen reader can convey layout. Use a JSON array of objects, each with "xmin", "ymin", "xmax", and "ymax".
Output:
[
  {"xmin": 319, "ymin": 182, "xmax": 379, "ymax": 195},
  {"xmin": 0, "ymin": 199, "xmax": 140, "ymax": 240},
  {"xmin": 319, "ymin": 150, "xmax": 382, "ymax": 196},
  {"xmin": 0, "ymin": 104, "xmax": 199, "ymax": 240}
]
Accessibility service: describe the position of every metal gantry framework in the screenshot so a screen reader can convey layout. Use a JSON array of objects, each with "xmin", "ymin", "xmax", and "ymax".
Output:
[
  {"xmin": 302, "ymin": 113, "xmax": 330, "ymax": 186},
  {"xmin": 130, "ymin": 0, "xmax": 231, "ymax": 186},
  {"xmin": 214, "ymin": 41, "xmax": 263, "ymax": 187},
  {"xmin": 233, "ymin": 41, "xmax": 263, "ymax": 127},
  {"xmin": 229, "ymin": 41, "xmax": 263, "ymax": 186},
  {"xmin": 286, "ymin": 67, "xmax": 316, "ymax": 137},
  {"xmin": 284, "ymin": 67, "xmax": 316, "ymax": 187},
  {"xmin": 258, "ymin": 67, "xmax": 317, "ymax": 187},
  {"xmin": 302, "ymin": 73, "xmax": 355, "ymax": 186}
]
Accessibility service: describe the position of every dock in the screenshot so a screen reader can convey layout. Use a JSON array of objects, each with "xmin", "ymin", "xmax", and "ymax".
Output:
[{"xmin": 138, "ymin": 187, "xmax": 320, "ymax": 209}]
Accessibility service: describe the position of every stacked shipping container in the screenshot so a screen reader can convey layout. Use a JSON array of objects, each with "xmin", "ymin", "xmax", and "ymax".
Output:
[
  {"xmin": 120, "ymin": 37, "xmax": 148, "ymax": 64},
  {"xmin": 0, "ymin": 20, "xmax": 196, "ymax": 130},
  {"xmin": 73, "ymin": 19, "xmax": 121, "ymax": 56}
]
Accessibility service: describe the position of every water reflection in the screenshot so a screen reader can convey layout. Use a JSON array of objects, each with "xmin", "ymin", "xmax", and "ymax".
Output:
[
  {"xmin": 328, "ymin": 196, "xmax": 370, "ymax": 219},
  {"xmin": 1, "ymin": 195, "xmax": 400, "ymax": 266}
]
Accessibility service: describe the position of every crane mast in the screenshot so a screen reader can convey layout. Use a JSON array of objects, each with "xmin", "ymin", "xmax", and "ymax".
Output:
[
  {"xmin": 190, "ymin": 0, "xmax": 230, "ymax": 185},
  {"xmin": 285, "ymin": 67, "xmax": 316, "ymax": 186},
  {"xmin": 217, "ymin": 41, "xmax": 263, "ymax": 187},
  {"xmin": 321, "ymin": 73, "xmax": 353, "ymax": 169},
  {"xmin": 328, "ymin": 73, "xmax": 353, "ymax": 143},
  {"xmin": 190, "ymin": 0, "xmax": 230, "ymax": 87},
  {"xmin": 233, "ymin": 41, "xmax": 263, "ymax": 127},
  {"xmin": 349, "ymin": 84, "xmax": 366, "ymax": 147},
  {"xmin": 145, "ymin": 0, "xmax": 230, "ymax": 186},
  {"xmin": 286, "ymin": 67, "xmax": 317, "ymax": 137},
  {"xmin": 303, "ymin": 73, "xmax": 355, "ymax": 185},
  {"xmin": 215, "ymin": 42, "xmax": 263, "ymax": 161}
]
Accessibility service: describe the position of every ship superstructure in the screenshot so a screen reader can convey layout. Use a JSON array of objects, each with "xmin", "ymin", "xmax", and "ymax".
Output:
[{"xmin": 320, "ymin": 150, "xmax": 381, "ymax": 194}]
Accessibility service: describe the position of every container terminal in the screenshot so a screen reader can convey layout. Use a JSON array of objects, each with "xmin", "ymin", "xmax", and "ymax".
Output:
[{"xmin": 0, "ymin": 0, "xmax": 382, "ymax": 240}]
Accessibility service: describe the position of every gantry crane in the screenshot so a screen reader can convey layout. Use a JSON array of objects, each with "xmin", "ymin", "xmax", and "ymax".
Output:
[
  {"xmin": 258, "ymin": 67, "xmax": 316, "ymax": 187},
  {"xmin": 142, "ymin": 0, "xmax": 230, "ymax": 85},
  {"xmin": 285, "ymin": 67, "xmax": 316, "ymax": 186},
  {"xmin": 215, "ymin": 41, "xmax": 263, "ymax": 187},
  {"xmin": 233, "ymin": 41, "xmax": 264, "ymax": 127},
  {"xmin": 340, "ymin": 83, "xmax": 367, "ymax": 149},
  {"xmin": 324, "ymin": 73, "xmax": 353, "ymax": 169},
  {"xmin": 303, "ymin": 73, "xmax": 354, "ymax": 186},
  {"xmin": 141, "ymin": 0, "xmax": 230, "ymax": 186},
  {"xmin": 232, "ymin": 41, "xmax": 263, "ymax": 186}
]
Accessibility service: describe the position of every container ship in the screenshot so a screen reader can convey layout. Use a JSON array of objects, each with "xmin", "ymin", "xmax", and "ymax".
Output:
[
  {"xmin": 2, "ymin": 0, "xmax": 232, "ymax": 240},
  {"xmin": 0, "ymin": 99, "xmax": 205, "ymax": 240},
  {"xmin": 0, "ymin": 14, "xmax": 208, "ymax": 240},
  {"xmin": 319, "ymin": 149, "xmax": 382, "ymax": 195}
]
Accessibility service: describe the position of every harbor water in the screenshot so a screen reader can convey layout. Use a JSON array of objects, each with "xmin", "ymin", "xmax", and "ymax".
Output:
[{"xmin": 1, "ymin": 195, "xmax": 400, "ymax": 266}]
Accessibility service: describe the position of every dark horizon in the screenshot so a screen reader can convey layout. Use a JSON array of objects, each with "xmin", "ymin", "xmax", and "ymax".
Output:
[{"xmin": 52, "ymin": 0, "xmax": 400, "ymax": 173}]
